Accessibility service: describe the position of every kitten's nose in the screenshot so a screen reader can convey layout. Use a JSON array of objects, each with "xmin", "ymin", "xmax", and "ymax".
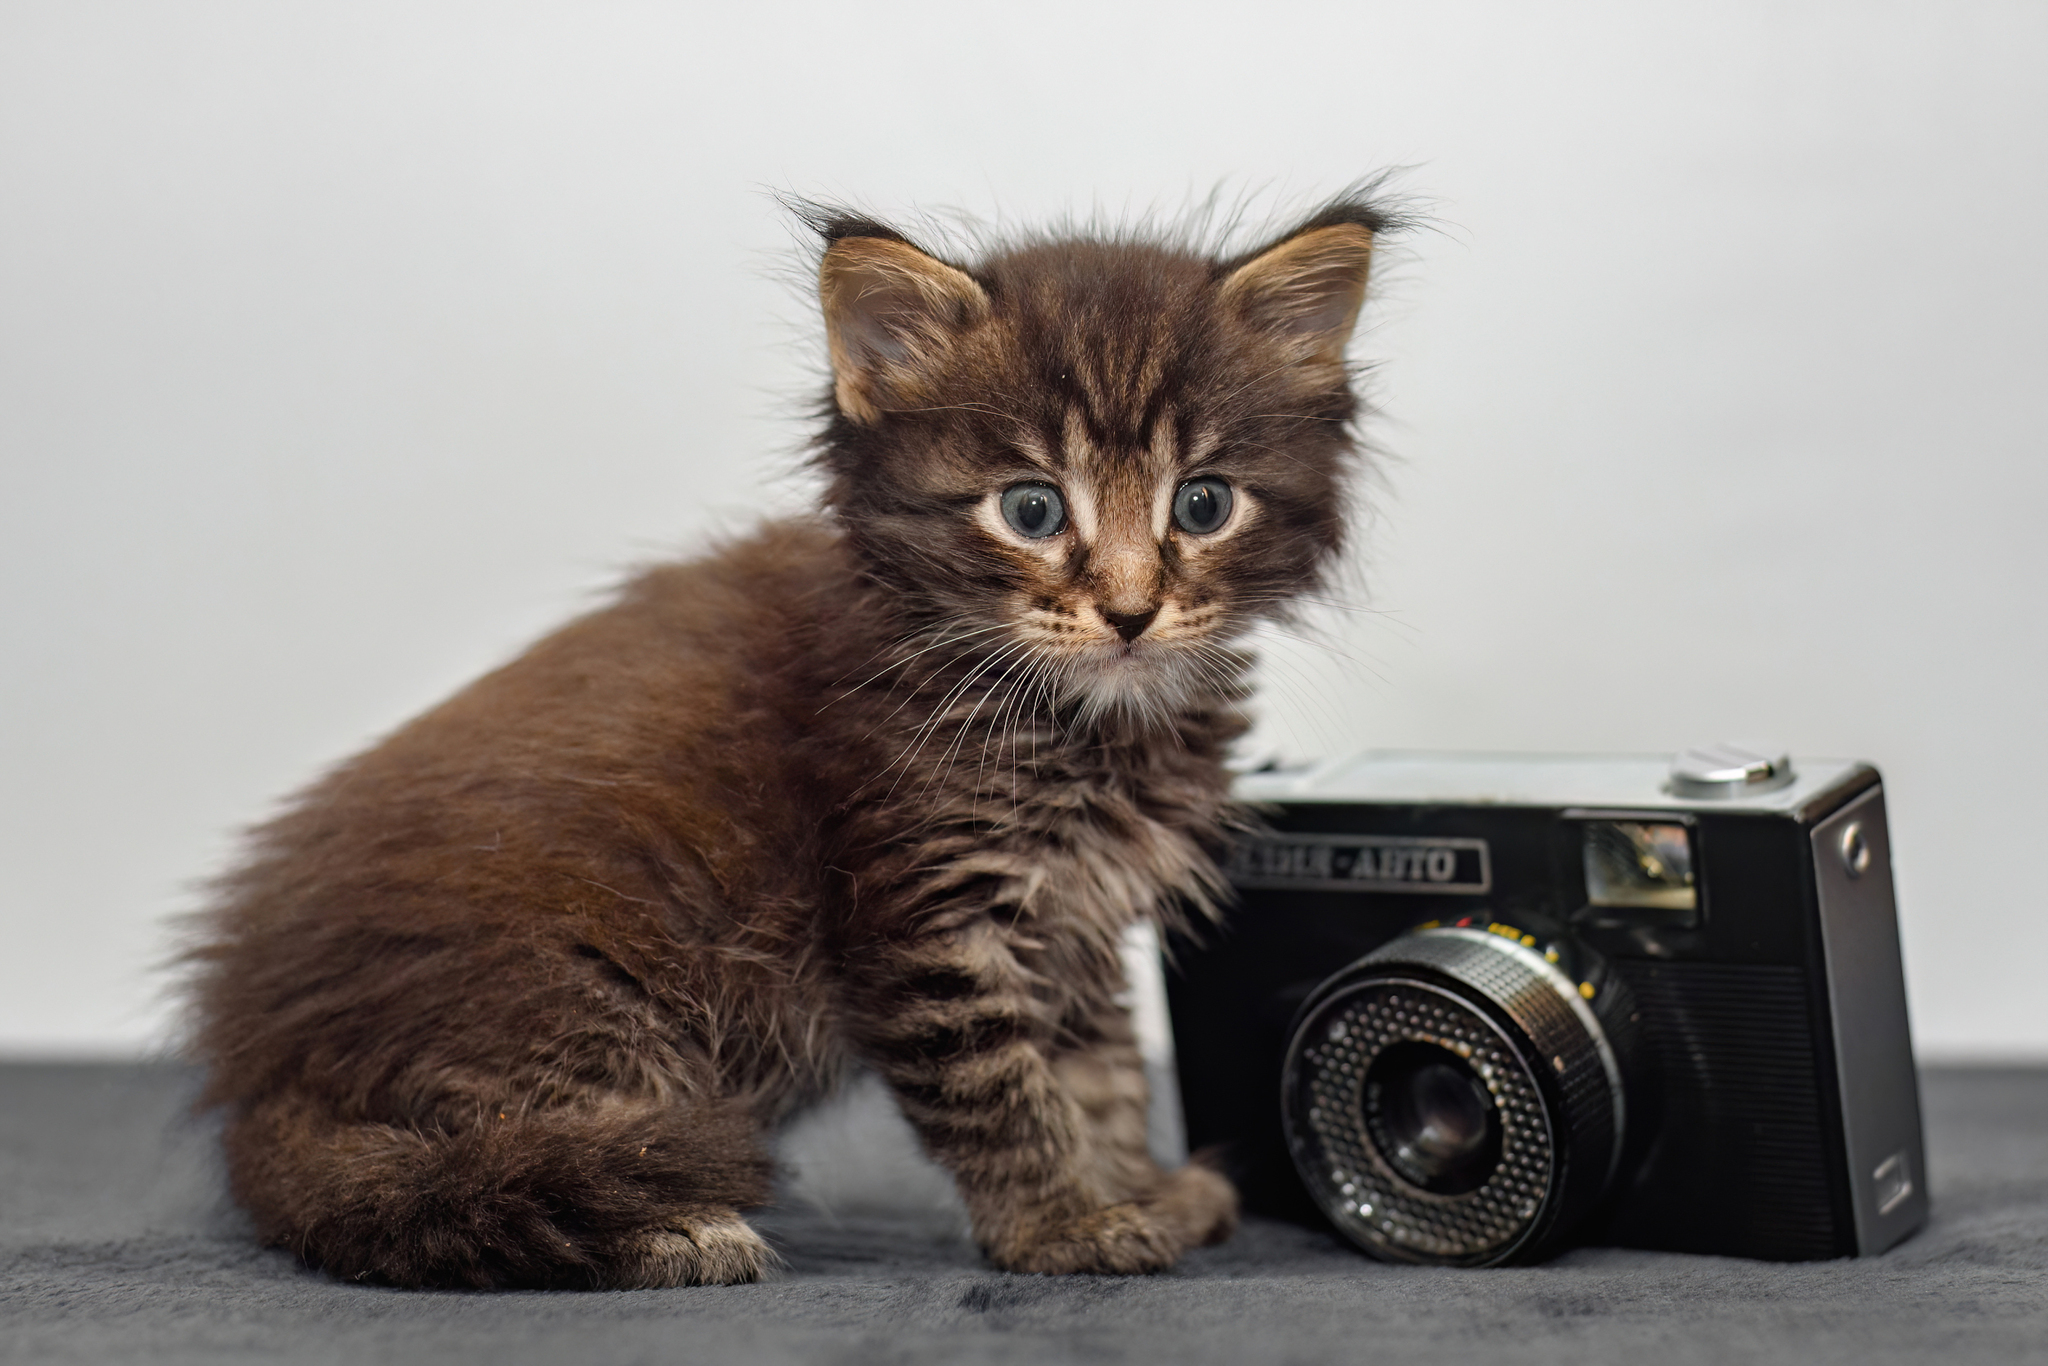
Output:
[{"xmin": 1103, "ymin": 608, "xmax": 1158, "ymax": 643}]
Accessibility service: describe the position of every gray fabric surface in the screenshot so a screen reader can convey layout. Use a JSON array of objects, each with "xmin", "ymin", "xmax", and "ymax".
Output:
[{"xmin": 1, "ymin": 1064, "xmax": 2043, "ymax": 1365}]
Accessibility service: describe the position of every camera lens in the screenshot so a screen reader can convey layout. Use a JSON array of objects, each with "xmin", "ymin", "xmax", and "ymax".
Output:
[
  {"xmin": 1363, "ymin": 1041, "xmax": 1503, "ymax": 1194},
  {"xmin": 1280, "ymin": 927, "xmax": 1635, "ymax": 1265}
]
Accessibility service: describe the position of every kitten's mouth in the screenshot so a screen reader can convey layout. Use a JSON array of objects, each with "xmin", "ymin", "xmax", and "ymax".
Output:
[
  {"xmin": 1100, "ymin": 636, "xmax": 1164, "ymax": 665},
  {"xmin": 1054, "ymin": 636, "xmax": 1154, "ymax": 679}
]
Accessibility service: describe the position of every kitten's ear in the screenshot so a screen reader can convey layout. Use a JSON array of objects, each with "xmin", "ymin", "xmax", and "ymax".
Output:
[
  {"xmin": 1218, "ymin": 220, "xmax": 1376, "ymax": 373},
  {"xmin": 818, "ymin": 229, "xmax": 990, "ymax": 425}
]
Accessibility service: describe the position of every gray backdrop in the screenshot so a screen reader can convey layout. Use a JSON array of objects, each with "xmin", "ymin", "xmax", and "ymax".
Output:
[{"xmin": 2, "ymin": 0, "xmax": 2044, "ymax": 1058}]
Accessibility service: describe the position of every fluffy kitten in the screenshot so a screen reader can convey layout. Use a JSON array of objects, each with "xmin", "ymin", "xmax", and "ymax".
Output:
[{"xmin": 186, "ymin": 195, "xmax": 1385, "ymax": 1288}]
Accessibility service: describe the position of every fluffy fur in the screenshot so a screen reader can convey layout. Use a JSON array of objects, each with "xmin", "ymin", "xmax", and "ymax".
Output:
[{"xmin": 185, "ymin": 193, "xmax": 1389, "ymax": 1288}]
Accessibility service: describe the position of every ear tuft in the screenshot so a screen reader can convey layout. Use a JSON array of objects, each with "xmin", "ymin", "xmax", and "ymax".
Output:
[
  {"xmin": 819, "ymin": 234, "xmax": 989, "ymax": 425},
  {"xmin": 1218, "ymin": 222, "xmax": 1376, "ymax": 370}
]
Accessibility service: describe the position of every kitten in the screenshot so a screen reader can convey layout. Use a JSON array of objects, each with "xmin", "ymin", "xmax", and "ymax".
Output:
[{"xmin": 185, "ymin": 195, "xmax": 1385, "ymax": 1288}]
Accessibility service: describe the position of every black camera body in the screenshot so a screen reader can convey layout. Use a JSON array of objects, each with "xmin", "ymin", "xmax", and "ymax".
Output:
[{"xmin": 1166, "ymin": 748, "xmax": 1927, "ymax": 1264}]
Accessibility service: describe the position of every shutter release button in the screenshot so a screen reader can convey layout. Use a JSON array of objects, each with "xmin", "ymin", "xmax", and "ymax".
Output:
[{"xmin": 1668, "ymin": 743, "xmax": 1795, "ymax": 799}]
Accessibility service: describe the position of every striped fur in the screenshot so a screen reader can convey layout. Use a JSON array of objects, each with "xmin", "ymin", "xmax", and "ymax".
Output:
[{"xmin": 184, "ymin": 194, "xmax": 1389, "ymax": 1286}]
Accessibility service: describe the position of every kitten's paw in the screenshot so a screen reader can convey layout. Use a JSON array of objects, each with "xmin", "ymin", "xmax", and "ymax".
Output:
[
  {"xmin": 610, "ymin": 1209, "xmax": 775, "ymax": 1287},
  {"xmin": 992, "ymin": 1201, "xmax": 1185, "ymax": 1275},
  {"xmin": 1141, "ymin": 1159, "xmax": 1239, "ymax": 1249},
  {"xmin": 989, "ymin": 1164, "xmax": 1239, "ymax": 1276}
]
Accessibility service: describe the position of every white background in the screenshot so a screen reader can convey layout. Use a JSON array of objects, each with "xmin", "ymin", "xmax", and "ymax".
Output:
[{"xmin": 3, "ymin": 1, "xmax": 2043, "ymax": 1059}]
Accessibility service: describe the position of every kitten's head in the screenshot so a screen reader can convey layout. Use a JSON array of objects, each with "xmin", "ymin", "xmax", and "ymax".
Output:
[{"xmin": 807, "ymin": 197, "xmax": 1387, "ymax": 724}]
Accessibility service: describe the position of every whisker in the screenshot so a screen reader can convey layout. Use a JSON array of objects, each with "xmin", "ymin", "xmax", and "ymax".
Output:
[
  {"xmin": 857, "ymin": 625, "xmax": 1026, "ymax": 742},
  {"xmin": 874, "ymin": 399, "xmax": 1032, "ymax": 424},
  {"xmin": 1246, "ymin": 619, "xmax": 1394, "ymax": 688},
  {"xmin": 929, "ymin": 644, "xmax": 1039, "ymax": 803},
  {"xmin": 887, "ymin": 638, "xmax": 1035, "ymax": 801},
  {"xmin": 843, "ymin": 636, "xmax": 1021, "ymax": 802},
  {"xmin": 822, "ymin": 621, "xmax": 1014, "ymax": 714}
]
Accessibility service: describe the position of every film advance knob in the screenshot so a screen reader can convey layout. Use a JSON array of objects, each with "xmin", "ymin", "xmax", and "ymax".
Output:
[{"xmin": 1668, "ymin": 742, "xmax": 1795, "ymax": 799}]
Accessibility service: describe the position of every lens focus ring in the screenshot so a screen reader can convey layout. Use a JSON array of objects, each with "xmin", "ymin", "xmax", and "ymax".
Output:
[{"xmin": 1281, "ymin": 928, "xmax": 1628, "ymax": 1265}]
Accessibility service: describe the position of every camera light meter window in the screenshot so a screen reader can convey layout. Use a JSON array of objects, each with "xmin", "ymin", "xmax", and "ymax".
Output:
[{"xmin": 1583, "ymin": 820, "xmax": 1695, "ymax": 912}]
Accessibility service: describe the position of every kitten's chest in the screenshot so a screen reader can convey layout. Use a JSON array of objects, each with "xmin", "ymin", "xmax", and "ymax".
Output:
[
  {"xmin": 813, "ymin": 648, "xmax": 1242, "ymax": 939},
  {"xmin": 1018, "ymin": 775, "xmax": 1222, "ymax": 930},
  {"xmin": 876, "ymin": 749, "xmax": 1234, "ymax": 945}
]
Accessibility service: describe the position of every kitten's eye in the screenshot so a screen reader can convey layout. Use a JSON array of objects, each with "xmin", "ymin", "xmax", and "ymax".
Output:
[
  {"xmin": 1172, "ymin": 478, "xmax": 1234, "ymax": 534},
  {"xmin": 1000, "ymin": 482, "xmax": 1067, "ymax": 538}
]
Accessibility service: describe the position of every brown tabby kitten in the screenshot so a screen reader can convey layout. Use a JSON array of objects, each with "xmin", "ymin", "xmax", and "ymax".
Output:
[{"xmin": 186, "ymin": 195, "xmax": 1386, "ymax": 1288}]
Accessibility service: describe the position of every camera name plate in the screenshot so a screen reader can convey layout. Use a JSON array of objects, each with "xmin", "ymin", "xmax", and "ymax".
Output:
[{"xmin": 1227, "ymin": 833, "xmax": 1491, "ymax": 895}]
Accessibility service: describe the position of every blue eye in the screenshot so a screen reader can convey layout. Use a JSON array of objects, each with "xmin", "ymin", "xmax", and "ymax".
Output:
[
  {"xmin": 1001, "ymin": 483, "xmax": 1067, "ymax": 538},
  {"xmin": 1173, "ymin": 478, "xmax": 1233, "ymax": 534}
]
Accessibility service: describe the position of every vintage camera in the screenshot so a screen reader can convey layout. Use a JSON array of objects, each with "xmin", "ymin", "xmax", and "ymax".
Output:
[{"xmin": 1165, "ymin": 746, "xmax": 1926, "ymax": 1264}]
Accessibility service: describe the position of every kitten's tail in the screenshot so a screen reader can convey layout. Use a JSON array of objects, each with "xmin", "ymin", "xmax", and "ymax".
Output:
[{"xmin": 219, "ymin": 1091, "xmax": 776, "ymax": 1288}]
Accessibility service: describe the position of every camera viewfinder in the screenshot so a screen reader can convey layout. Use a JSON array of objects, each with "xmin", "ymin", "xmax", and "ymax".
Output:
[{"xmin": 1582, "ymin": 820, "xmax": 1697, "ymax": 924}]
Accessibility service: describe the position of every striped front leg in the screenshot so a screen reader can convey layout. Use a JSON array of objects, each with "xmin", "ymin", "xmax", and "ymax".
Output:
[
  {"xmin": 846, "ymin": 917, "xmax": 1236, "ymax": 1274},
  {"xmin": 1048, "ymin": 986, "xmax": 1168, "ymax": 1205}
]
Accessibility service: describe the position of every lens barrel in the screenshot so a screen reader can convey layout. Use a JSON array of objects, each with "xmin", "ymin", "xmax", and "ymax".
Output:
[{"xmin": 1281, "ymin": 927, "xmax": 1634, "ymax": 1265}]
